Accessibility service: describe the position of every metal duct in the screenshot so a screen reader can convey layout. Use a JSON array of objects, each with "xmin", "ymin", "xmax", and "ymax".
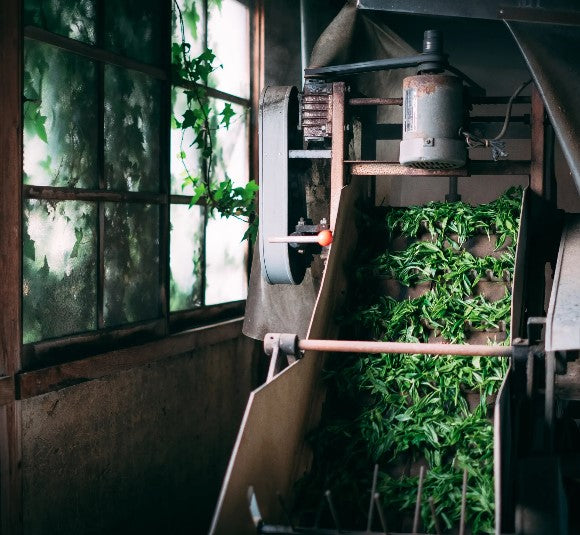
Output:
[{"xmin": 507, "ymin": 21, "xmax": 580, "ymax": 195}]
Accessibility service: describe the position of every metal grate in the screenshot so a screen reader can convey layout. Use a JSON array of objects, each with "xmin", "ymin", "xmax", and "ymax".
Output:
[{"xmin": 405, "ymin": 160, "xmax": 461, "ymax": 170}]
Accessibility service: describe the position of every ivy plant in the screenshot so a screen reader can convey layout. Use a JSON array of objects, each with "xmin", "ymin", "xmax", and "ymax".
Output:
[{"xmin": 172, "ymin": 0, "xmax": 258, "ymax": 243}]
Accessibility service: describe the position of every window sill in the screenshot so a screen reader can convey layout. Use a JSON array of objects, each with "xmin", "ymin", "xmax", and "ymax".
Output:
[{"xmin": 17, "ymin": 316, "xmax": 244, "ymax": 399}]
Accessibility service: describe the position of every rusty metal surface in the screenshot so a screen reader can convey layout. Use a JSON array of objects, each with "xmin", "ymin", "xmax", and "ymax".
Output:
[
  {"xmin": 348, "ymin": 161, "xmax": 469, "ymax": 176},
  {"xmin": 347, "ymin": 160, "xmax": 530, "ymax": 176},
  {"xmin": 349, "ymin": 97, "xmax": 402, "ymax": 106},
  {"xmin": 507, "ymin": 21, "xmax": 580, "ymax": 195},
  {"xmin": 302, "ymin": 82, "xmax": 333, "ymax": 140},
  {"xmin": 330, "ymin": 82, "xmax": 346, "ymax": 229}
]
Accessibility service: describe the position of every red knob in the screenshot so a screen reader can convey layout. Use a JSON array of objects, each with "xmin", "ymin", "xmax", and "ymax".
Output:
[{"xmin": 317, "ymin": 230, "xmax": 333, "ymax": 246}]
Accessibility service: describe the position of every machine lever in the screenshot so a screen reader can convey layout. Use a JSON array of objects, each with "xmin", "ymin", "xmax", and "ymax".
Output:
[{"xmin": 264, "ymin": 334, "xmax": 513, "ymax": 357}]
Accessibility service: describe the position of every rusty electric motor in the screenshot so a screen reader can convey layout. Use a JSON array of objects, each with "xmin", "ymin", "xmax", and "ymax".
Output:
[{"xmin": 399, "ymin": 73, "xmax": 466, "ymax": 170}]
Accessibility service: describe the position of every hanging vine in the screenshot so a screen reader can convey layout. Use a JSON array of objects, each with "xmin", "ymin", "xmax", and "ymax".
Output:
[{"xmin": 172, "ymin": 0, "xmax": 258, "ymax": 243}]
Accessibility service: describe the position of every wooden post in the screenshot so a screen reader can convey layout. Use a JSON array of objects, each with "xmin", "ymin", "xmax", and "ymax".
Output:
[{"xmin": 0, "ymin": 0, "xmax": 23, "ymax": 532}]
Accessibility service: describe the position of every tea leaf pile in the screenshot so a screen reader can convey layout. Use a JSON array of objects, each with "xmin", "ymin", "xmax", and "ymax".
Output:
[{"xmin": 294, "ymin": 188, "xmax": 522, "ymax": 533}]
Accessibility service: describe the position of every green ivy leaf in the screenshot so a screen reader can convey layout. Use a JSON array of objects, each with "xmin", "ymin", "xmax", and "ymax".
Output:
[
  {"xmin": 33, "ymin": 113, "xmax": 48, "ymax": 143},
  {"xmin": 23, "ymin": 233, "xmax": 35, "ymax": 261},
  {"xmin": 183, "ymin": 3, "xmax": 200, "ymax": 39},
  {"xmin": 219, "ymin": 102, "xmax": 235, "ymax": 129},
  {"xmin": 190, "ymin": 182, "xmax": 206, "ymax": 205}
]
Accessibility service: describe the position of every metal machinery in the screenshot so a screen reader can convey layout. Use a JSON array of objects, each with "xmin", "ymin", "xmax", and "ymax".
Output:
[{"xmin": 212, "ymin": 3, "xmax": 580, "ymax": 534}]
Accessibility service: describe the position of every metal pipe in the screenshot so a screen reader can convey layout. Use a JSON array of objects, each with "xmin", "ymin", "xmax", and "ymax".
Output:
[
  {"xmin": 459, "ymin": 469, "xmax": 468, "ymax": 535},
  {"xmin": 412, "ymin": 467, "xmax": 425, "ymax": 534},
  {"xmin": 367, "ymin": 464, "xmax": 379, "ymax": 532},
  {"xmin": 373, "ymin": 493, "xmax": 389, "ymax": 535},
  {"xmin": 268, "ymin": 235, "xmax": 319, "ymax": 244},
  {"xmin": 428, "ymin": 497, "xmax": 442, "ymax": 535},
  {"xmin": 297, "ymin": 339, "xmax": 512, "ymax": 357}
]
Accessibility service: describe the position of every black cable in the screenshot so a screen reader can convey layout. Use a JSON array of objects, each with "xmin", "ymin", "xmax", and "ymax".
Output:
[
  {"xmin": 461, "ymin": 78, "xmax": 532, "ymax": 161},
  {"xmin": 493, "ymin": 78, "xmax": 532, "ymax": 141}
]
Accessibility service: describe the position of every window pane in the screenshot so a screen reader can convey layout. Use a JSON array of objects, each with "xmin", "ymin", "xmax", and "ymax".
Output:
[
  {"xmin": 171, "ymin": 87, "xmax": 203, "ymax": 195},
  {"xmin": 207, "ymin": 0, "xmax": 250, "ymax": 98},
  {"xmin": 170, "ymin": 204, "xmax": 204, "ymax": 311},
  {"xmin": 23, "ymin": 200, "xmax": 97, "ymax": 343},
  {"xmin": 23, "ymin": 39, "xmax": 98, "ymax": 189},
  {"xmin": 105, "ymin": 66, "xmax": 161, "ymax": 192},
  {"xmin": 104, "ymin": 0, "xmax": 164, "ymax": 66},
  {"xmin": 204, "ymin": 99, "xmax": 249, "ymax": 305},
  {"xmin": 205, "ymin": 216, "xmax": 248, "ymax": 305},
  {"xmin": 211, "ymin": 99, "xmax": 249, "ymax": 187},
  {"xmin": 24, "ymin": 0, "xmax": 96, "ymax": 43},
  {"xmin": 104, "ymin": 203, "xmax": 160, "ymax": 328},
  {"xmin": 173, "ymin": 0, "xmax": 205, "ymax": 58}
]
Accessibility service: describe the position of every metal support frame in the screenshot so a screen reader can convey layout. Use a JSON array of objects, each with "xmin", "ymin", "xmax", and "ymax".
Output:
[
  {"xmin": 263, "ymin": 333, "xmax": 299, "ymax": 383},
  {"xmin": 330, "ymin": 82, "xmax": 345, "ymax": 229}
]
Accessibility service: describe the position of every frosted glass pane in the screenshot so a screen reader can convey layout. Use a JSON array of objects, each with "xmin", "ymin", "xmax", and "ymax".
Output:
[
  {"xmin": 23, "ymin": 200, "xmax": 97, "ymax": 343},
  {"xmin": 171, "ymin": 88, "xmax": 203, "ymax": 195},
  {"xmin": 23, "ymin": 40, "xmax": 98, "ymax": 188},
  {"xmin": 104, "ymin": 203, "xmax": 160, "ymax": 327},
  {"xmin": 105, "ymin": 66, "xmax": 161, "ymax": 192},
  {"xmin": 211, "ymin": 99, "xmax": 249, "ymax": 187},
  {"xmin": 104, "ymin": 0, "xmax": 163, "ymax": 65},
  {"xmin": 207, "ymin": 0, "xmax": 250, "ymax": 98},
  {"xmin": 205, "ymin": 216, "xmax": 248, "ymax": 305},
  {"xmin": 24, "ymin": 0, "xmax": 96, "ymax": 43},
  {"xmin": 172, "ymin": 0, "xmax": 205, "ymax": 58},
  {"xmin": 170, "ymin": 205, "xmax": 204, "ymax": 311}
]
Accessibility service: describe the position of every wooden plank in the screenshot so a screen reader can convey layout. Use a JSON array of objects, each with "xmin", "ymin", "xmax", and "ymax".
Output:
[
  {"xmin": 530, "ymin": 84, "xmax": 545, "ymax": 196},
  {"xmin": 210, "ymin": 177, "xmax": 369, "ymax": 534},
  {"xmin": 0, "ymin": 1, "xmax": 23, "ymax": 531},
  {"xmin": 0, "ymin": 403, "xmax": 22, "ymax": 535},
  {"xmin": 17, "ymin": 318, "xmax": 244, "ymax": 398},
  {"xmin": 0, "ymin": 0, "xmax": 22, "ymax": 377},
  {"xmin": 0, "ymin": 377, "xmax": 15, "ymax": 407}
]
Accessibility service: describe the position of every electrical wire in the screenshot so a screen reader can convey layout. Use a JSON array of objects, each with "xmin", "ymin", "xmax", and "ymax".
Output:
[{"xmin": 461, "ymin": 78, "xmax": 532, "ymax": 161}]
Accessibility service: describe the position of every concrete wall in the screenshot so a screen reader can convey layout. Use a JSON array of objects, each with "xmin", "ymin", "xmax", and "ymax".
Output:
[{"xmin": 21, "ymin": 333, "xmax": 260, "ymax": 535}]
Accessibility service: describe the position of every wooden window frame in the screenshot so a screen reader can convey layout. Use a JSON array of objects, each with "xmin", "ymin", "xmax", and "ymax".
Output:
[
  {"xmin": 0, "ymin": 0, "xmax": 264, "ymax": 532},
  {"xmin": 17, "ymin": 0, "xmax": 257, "ymax": 369}
]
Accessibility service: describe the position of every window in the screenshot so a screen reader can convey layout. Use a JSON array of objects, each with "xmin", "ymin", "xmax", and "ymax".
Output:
[
  {"xmin": 21, "ymin": 0, "xmax": 252, "ymax": 364},
  {"xmin": 170, "ymin": 0, "xmax": 251, "ymax": 313}
]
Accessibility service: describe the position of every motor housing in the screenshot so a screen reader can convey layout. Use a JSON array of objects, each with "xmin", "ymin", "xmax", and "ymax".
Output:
[{"xmin": 399, "ymin": 74, "xmax": 466, "ymax": 169}]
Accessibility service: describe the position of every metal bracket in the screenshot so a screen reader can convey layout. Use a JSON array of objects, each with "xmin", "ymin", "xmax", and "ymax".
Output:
[{"xmin": 263, "ymin": 333, "xmax": 300, "ymax": 383}]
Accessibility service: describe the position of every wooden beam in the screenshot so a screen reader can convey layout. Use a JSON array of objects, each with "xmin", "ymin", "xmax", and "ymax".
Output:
[
  {"xmin": 18, "ymin": 318, "xmax": 244, "ymax": 399},
  {"xmin": 0, "ymin": 377, "xmax": 15, "ymax": 408},
  {"xmin": 0, "ymin": 404, "xmax": 22, "ymax": 535},
  {"xmin": 0, "ymin": 0, "xmax": 22, "ymax": 377},
  {"xmin": 0, "ymin": 0, "xmax": 23, "ymax": 532}
]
